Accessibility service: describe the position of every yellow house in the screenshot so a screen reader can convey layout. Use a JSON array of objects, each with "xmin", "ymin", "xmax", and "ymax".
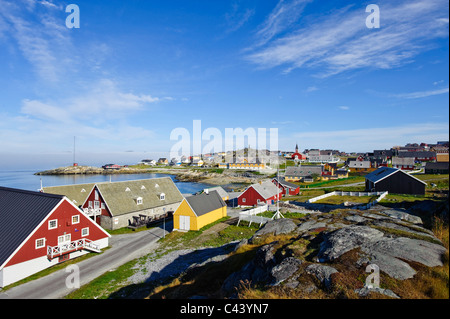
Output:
[{"xmin": 173, "ymin": 190, "xmax": 227, "ymax": 231}]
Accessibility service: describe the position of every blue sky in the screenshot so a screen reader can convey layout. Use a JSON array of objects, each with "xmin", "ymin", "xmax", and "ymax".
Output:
[{"xmin": 0, "ymin": 0, "xmax": 448, "ymax": 168}]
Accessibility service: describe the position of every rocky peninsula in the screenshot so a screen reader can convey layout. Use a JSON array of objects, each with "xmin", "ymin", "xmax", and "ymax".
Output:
[{"xmin": 34, "ymin": 165, "xmax": 264, "ymax": 187}]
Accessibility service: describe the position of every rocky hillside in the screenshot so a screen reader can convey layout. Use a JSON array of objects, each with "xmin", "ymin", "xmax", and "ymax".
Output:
[{"xmin": 146, "ymin": 203, "xmax": 448, "ymax": 299}]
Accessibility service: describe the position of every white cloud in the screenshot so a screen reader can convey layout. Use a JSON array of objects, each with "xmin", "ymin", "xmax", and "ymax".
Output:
[
  {"xmin": 0, "ymin": 79, "xmax": 174, "ymax": 153},
  {"xmin": 246, "ymin": 0, "xmax": 449, "ymax": 76},
  {"xmin": 393, "ymin": 87, "xmax": 449, "ymax": 99},
  {"xmin": 338, "ymin": 106, "xmax": 350, "ymax": 110},
  {"xmin": 254, "ymin": 0, "xmax": 312, "ymax": 47},
  {"xmin": 20, "ymin": 79, "xmax": 171, "ymax": 123},
  {"xmin": 225, "ymin": 3, "xmax": 255, "ymax": 33},
  {"xmin": 305, "ymin": 86, "xmax": 318, "ymax": 92},
  {"xmin": 0, "ymin": 0, "xmax": 73, "ymax": 82}
]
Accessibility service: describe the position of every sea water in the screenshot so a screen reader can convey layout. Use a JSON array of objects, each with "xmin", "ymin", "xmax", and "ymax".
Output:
[{"xmin": 0, "ymin": 168, "xmax": 212, "ymax": 195}]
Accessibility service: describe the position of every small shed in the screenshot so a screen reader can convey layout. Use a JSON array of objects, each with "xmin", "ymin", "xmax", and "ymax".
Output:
[
  {"xmin": 173, "ymin": 190, "xmax": 227, "ymax": 231},
  {"xmin": 365, "ymin": 167, "xmax": 427, "ymax": 195}
]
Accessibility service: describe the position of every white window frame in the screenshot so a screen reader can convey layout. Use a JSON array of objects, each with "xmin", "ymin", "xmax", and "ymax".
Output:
[
  {"xmin": 242, "ymin": 198, "xmax": 246, "ymax": 203},
  {"xmin": 82, "ymin": 227, "xmax": 89, "ymax": 237},
  {"xmin": 136, "ymin": 197, "xmax": 143, "ymax": 205},
  {"xmin": 58, "ymin": 234, "xmax": 71, "ymax": 245},
  {"xmin": 160, "ymin": 193, "xmax": 165, "ymax": 200},
  {"xmin": 48, "ymin": 219, "xmax": 58, "ymax": 230},
  {"xmin": 35, "ymin": 238, "xmax": 45, "ymax": 249},
  {"xmin": 72, "ymin": 215, "xmax": 80, "ymax": 224}
]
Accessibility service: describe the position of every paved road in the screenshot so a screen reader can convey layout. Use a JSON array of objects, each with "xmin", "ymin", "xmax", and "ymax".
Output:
[{"xmin": 0, "ymin": 222, "xmax": 171, "ymax": 299}]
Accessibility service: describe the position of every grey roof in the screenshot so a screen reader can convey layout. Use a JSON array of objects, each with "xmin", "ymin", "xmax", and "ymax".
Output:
[
  {"xmin": 272, "ymin": 177, "xmax": 299, "ymax": 189},
  {"xmin": 0, "ymin": 187, "xmax": 64, "ymax": 268},
  {"xmin": 374, "ymin": 150, "xmax": 393, "ymax": 157},
  {"xmin": 348, "ymin": 160, "xmax": 371, "ymax": 168},
  {"xmin": 43, "ymin": 183, "xmax": 96, "ymax": 206},
  {"xmin": 285, "ymin": 166, "xmax": 323, "ymax": 177},
  {"xmin": 365, "ymin": 167, "xmax": 427, "ymax": 185},
  {"xmin": 204, "ymin": 186, "xmax": 229, "ymax": 199},
  {"xmin": 185, "ymin": 190, "xmax": 226, "ymax": 217},
  {"xmin": 45, "ymin": 178, "xmax": 183, "ymax": 217},
  {"xmin": 95, "ymin": 177, "xmax": 183, "ymax": 216},
  {"xmin": 250, "ymin": 180, "xmax": 281, "ymax": 199},
  {"xmin": 398, "ymin": 151, "xmax": 436, "ymax": 158},
  {"xmin": 392, "ymin": 157, "xmax": 415, "ymax": 166}
]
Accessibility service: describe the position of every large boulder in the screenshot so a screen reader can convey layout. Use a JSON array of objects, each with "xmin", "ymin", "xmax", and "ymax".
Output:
[
  {"xmin": 378, "ymin": 209, "xmax": 423, "ymax": 225},
  {"xmin": 250, "ymin": 218, "xmax": 297, "ymax": 243},
  {"xmin": 270, "ymin": 257, "xmax": 303, "ymax": 286},
  {"xmin": 318, "ymin": 225, "xmax": 384, "ymax": 262},
  {"xmin": 305, "ymin": 264, "xmax": 338, "ymax": 289},
  {"xmin": 317, "ymin": 223, "xmax": 447, "ymax": 281},
  {"xmin": 362, "ymin": 237, "xmax": 447, "ymax": 269}
]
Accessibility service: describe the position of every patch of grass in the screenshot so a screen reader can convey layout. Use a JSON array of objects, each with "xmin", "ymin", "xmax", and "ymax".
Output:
[
  {"xmin": 65, "ymin": 258, "xmax": 139, "ymax": 299},
  {"xmin": 258, "ymin": 211, "xmax": 306, "ymax": 219},
  {"xmin": 202, "ymin": 225, "xmax": 258, "ymax": 247},
  {"xmin": 315, "ymin": 195, "xmax": 378, "ymax": 205}
]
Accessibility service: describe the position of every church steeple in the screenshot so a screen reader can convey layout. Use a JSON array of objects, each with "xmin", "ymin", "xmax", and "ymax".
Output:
[{"xmin": 295, "ymin": 143, "xmax": 298, "ymax": 153}]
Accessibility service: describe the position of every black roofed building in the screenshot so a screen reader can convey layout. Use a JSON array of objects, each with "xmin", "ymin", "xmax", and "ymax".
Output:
[
  {"xmin": 364, "ymin": 167, "xmax": 427, "ymax": 195},
  {"xmin": 0, "ymin": 186, "xmax": 110, "ymax": 287},
  {"xmin": 425, "ymin": 162, "xmax": 449, "ymax": 174}
]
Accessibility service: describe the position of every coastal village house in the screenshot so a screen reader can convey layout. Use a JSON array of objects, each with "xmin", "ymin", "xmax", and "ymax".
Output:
[
  {"xmin": 398, "ymin": 151, "xmax": 436, "ymax": 162},
  {"xmin": 364, "ymin": 167, "xmax": 427, "ymax": 195},
  {"xmin": 284, "ymin": 166, "xmax": 323, "ymax": 182},
  {"xmin": 43, "ymin": 177, "xmax": 183, "ymax": 230},
  {"xmin": 0, "ymin": 186, "xmax": 110, "ymax": 288},
  {"xmin": 391, "ymin": 157, "xmax": 416, "ymax": 171},
  {"xmin": 348, "ymin": 160, "xmax": 373, "ymax": 172},
  {"xmin": 203, "ymin": 186, "xmax": 230, "ymax": 201},
  {"xmin": 173, "ymin": 190, "xmax": 227, "ymax": 231},
  {"xmin": 425, "ymin": 162, "xmax": 449, "ymax": 174},
  {"xmin": 238, "ymin": 180, "xmax": 282, "ymax": 207},
  {"xmin": 271, "ymin": 178, "xmax": 300, "ymax": 196}
]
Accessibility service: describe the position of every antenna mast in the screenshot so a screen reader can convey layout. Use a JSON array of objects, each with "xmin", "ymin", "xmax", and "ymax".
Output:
[{"xmin": 272, "ymin": 157, "xmax": 284, "ymax": 220}]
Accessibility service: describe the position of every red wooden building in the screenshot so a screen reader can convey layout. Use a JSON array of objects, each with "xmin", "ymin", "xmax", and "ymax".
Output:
[
  {"xmin": 0, "ymin": 186, "xmax": 110, "ymax": 288},
  {"xmin": 238, "ymin": 181, "xmax": 283, "ymax": 207},
  {"xmin": 272, "ymin": 178, "xmax": 300, "ymax": 196}
]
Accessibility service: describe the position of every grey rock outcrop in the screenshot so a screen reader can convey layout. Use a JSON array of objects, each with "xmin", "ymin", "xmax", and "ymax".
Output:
[
  {"xmin": 249, "ymin": 218, "xmax": 297, "ymax": 243},
  {"xmin": 355, "ymin": 287, "xmax": 400, "ymax": 299},
  {"xmin": 317, "ymin": 223, "xmax": 447, "ymax": 281},
  {"xmin": 222, "ymin": 241, "xmax": 303, "ymax": 294},
  {"xmin": 305, "ymin": 264, "xmax": 338, "ymax": 289},
  {"xmin": 318, "ymin": 225, "xmax": 384, "ymax": 262},
  {"xmin": 378, "ymin": 209, "xmax": 423, "ymax": 224}
]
